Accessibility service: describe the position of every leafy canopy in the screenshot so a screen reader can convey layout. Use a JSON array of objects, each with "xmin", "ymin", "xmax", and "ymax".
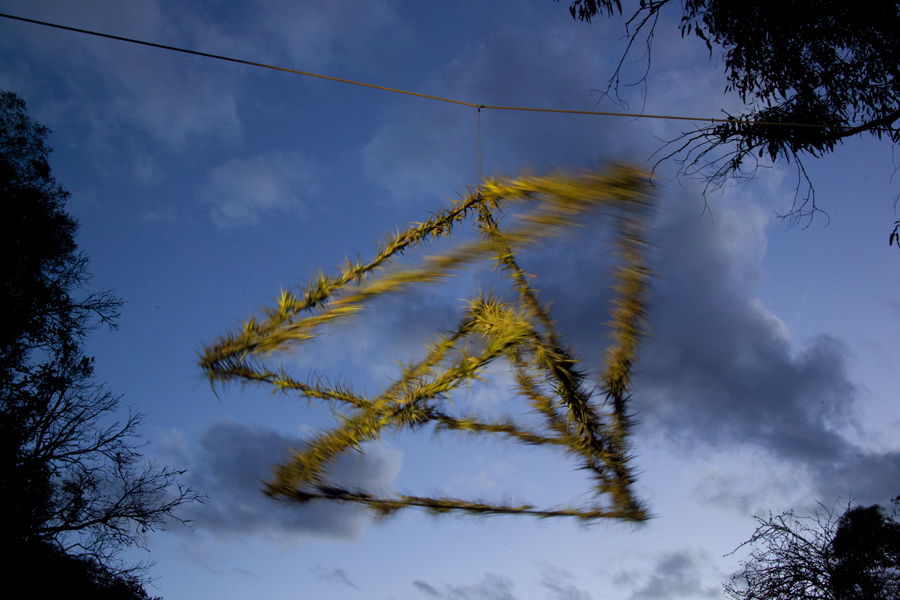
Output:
[
  {"xmin": 559, "ymin": 0, "xmax": 900, "ymax": 221},
  {"xmin": 201, "ymin": 166, "xmax": 654, "ymax": 522}
]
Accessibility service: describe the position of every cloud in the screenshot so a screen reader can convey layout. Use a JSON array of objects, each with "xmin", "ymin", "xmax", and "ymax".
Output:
[
  {"xmin": 538, "ymin": 563, "xmax": 592, "ymax": 600},
  {"xmin": 619, "ymin": 550, "xmax": 720, "ymax": 600},
  {"xmin": 357, "ymin": 4, "xmax": 755, "ymax": 208},
  {"xmin": 0, "ymin": 1, "xmax": 410, "ymax": 146},
  {"xmin": 241, "ymin": 0, "xmax": 410, "ymax": 73},
  {"xmin": 362, "ymin": 21, "xmax": 649, "ymax": 204},
  {"xmin": 197, "ymin": 151, "xmax": 317, "ymax": 228},
  {"xmin": 624, "ymin": 188, "xmax": 900, "ymax": 507},
  {"xmin": 0, "ymin": 0, "xmax": 244, "ymax": 149},
  {"xmin": 817, "ymin": 450, "xmax": 900, "ymax": 506},
  {"xmin": 625, "ymin": 189, "xmax": 900, "ymax": 496},
  {"xmin": 410, "ymin": 567, "xmax": 592, "ymax": 600},
  {"xmin": 169, "ymin": 420, "xmax": 401, "ymax": 539},
  {"xmin": 413, "ymin": 580, "xmax": 443, "ymax": 598},
  {"xmin": 445, "ymin": 574, "xmax": 518, "ymax": 600},
  {"xmin": 498, "ymin": 179, "xmax": 900, "ymax": 508},
  {"xmin": 691, "ymin": 450, "xmax": 816, "ymax": 516},
  {"xmin": 411, "ymin": 574, "xmax": 518, "ymax": 600},
  {"xmin": 311, "ymin": 566, "xmax": 361, "ymax": 590}
]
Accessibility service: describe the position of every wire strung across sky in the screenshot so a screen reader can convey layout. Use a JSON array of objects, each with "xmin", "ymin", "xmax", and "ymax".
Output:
[{"xmin": 0, "ymin": 11, "xmax": 827, "ymax": 130}]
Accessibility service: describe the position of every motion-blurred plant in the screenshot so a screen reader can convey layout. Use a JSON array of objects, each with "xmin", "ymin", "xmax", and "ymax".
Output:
[{"xmin": 200, "ymin": 166, "xmax": 654, "ymax": 522}]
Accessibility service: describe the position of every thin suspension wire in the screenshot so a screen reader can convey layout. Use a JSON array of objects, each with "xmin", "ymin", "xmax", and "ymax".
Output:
[
  {"xmin": 0, "ymin": 12, "xmax": 827, "ymax": 130},
  {"xmin": 477, "ymin": 106, "xmax": 483, "ymax": 184}
]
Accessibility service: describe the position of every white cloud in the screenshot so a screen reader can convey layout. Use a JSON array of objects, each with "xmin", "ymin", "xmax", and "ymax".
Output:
[
  {"xmin": 197, "ymin": 150, "xmax": 317, "ymax": 228},
  {"xmin": 248, "ymin": 1, "xmax": 410, "ymax": 73}
]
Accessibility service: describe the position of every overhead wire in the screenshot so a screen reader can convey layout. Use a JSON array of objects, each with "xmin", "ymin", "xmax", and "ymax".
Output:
[
  {"xmin": 477, "ymin": 107, "xmax": 483, "ymax": 184},
  {"xmin": 0, "ymin": 12, "xmax": 827, "ymax": 130}
]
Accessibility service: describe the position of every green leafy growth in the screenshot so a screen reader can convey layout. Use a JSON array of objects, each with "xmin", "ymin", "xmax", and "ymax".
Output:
[{"xmin": 200, "ymin": 166, "xmax": 654, "ymax": 522}]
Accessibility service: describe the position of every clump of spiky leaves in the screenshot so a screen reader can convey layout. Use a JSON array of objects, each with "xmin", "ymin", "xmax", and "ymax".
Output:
[{"xmin": 199, "ymin": 165, "xmax": 654, "ymax": 522}]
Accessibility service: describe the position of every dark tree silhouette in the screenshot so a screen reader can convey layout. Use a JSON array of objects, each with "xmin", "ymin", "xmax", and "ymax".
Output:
[
  {"xmin": 725, "ymin": 499, "xmax": 900, "ymax": 600},
  {"xmin": 557, "ymin": 0, "xmax": 900, "ymax": 223},
  {"xmin": 0, "ymin": 90, "xmax": 199, "ymax": 594},
  {"xmin": 14, "ymin": 541, "xmax": 160, "ymax": 600},
  {"xmin": 830, "ymin": 503, "xmax": 900, "ymax": 599}
]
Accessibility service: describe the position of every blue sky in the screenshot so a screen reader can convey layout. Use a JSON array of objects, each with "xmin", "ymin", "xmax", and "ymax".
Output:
[{"xmin": 2, "ymin": 2, "xmax": 899, "ymax": 599}]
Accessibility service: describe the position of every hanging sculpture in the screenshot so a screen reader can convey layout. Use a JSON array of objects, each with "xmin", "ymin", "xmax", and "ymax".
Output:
[{"xmin": 200, "ymin": 165, "xmax": 654, "ymax": 522}]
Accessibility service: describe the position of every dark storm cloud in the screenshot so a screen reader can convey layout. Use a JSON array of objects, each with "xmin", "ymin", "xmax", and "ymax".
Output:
[
  {"xmin": 514, "ymin": 182, "xmax": 900, "ymax": 505},
  {"xmin": 818, "ymin": 450, "xmax": 900, "ymax": 505},
  {"xmin": 628, "ymin": 190, "xmax": 900, "ymax": 504},
  {"xmin": 618, "ymin": 550, "xmax": 720, "ymax": 600},
  {"xmin": 171, "ymin": 420, "xmax": 401, "ymax": 539},
  {"xmin": 635, "ymin": 195, "xmax": 857, "ymax": 464},
  {"xmin": 642, "ymin": 190, "xmax": 900, "ymax": 505}
]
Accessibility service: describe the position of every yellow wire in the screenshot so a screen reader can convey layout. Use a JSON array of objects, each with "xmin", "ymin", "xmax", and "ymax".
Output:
[{"xmin": 0, "ymin": 12, "xmax": 827, "ymax": 130}]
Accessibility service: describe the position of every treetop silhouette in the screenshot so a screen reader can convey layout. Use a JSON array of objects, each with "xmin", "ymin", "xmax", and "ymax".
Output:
[
  {"xmin": 1, "ymin": 89, "xmax": 199, "ymax": 595},
  {"xmin": 559, "ymin": 0, "xmax": 900, "ymax": 223}
]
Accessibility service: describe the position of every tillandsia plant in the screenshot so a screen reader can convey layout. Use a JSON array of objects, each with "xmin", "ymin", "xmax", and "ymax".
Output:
[{"xmin": 199, "ymin": 165, "xmax": 654, "ymax": 522}]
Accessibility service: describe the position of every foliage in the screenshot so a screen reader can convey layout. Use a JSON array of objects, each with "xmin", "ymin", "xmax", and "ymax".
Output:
[
  {"xmin": 12, "ymin": 540, "xmax": 160, "ymax": 600},
  {"xmin": 563, "ymin": 0, "xmax": 622, "ymax": 21},
  {"xmin": 725, "ymin": 499, "xmax": 900, "ymax": 600},
  {"xmin": 201, "ymin": 166, "xmax": 654, "ymax": 522},
  {"xmin": 830, "ymin": 502, "xmax": 900, "ymax": 599},
  {"xmin": 0, "ymin": 91, "xmax": 115, "ymax": 381},
  {"xmin": 0, "ymin": 90, "xmax": 200, "ymax": 587},
  {"xmin": 557, "ymin": 0, "xmax": 900, "ymax": 222}
]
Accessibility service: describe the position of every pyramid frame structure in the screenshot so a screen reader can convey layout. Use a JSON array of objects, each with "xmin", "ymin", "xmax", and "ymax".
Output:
[{"xmin": 200, "ymin": 165, "xmax": 654, "ymax": 522}]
